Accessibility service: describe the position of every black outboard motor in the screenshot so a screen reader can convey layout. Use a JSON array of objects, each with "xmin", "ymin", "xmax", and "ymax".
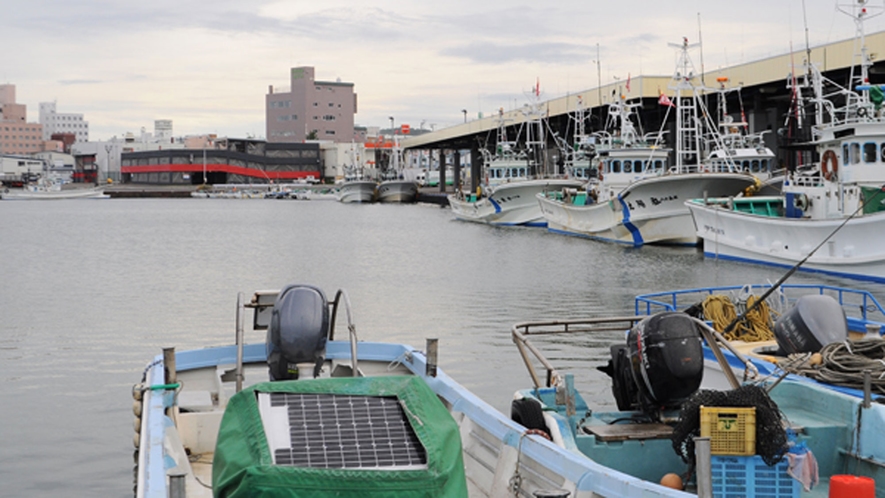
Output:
[
  {"xmin": 266, "ymin": 284, "xmax": 330, "ymax": 381},
  {"xmin": 774, "ymin": 294, "xmax": 848, "ymax": 355},
  {"xmin": 600, "ymin": 312, "xmax": 704, "ymax": 415}
]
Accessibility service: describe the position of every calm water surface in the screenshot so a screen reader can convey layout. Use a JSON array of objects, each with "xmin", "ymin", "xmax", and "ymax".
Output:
[{"xmin": 1, "ymin": 198, "xmax": 879, "ymax": 496}]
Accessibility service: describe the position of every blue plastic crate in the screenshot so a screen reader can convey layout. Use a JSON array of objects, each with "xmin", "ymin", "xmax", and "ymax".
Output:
[{"xmin": 710, "ymin": 455, "xmax": 800, "ymax": 498}]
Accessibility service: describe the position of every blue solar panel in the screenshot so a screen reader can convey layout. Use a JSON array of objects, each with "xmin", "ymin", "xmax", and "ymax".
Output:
[{"xmin": 267, "ymin": 392, "xmax": 427, "ymax": 469}]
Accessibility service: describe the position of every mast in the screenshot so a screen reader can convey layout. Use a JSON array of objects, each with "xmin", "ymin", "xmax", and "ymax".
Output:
[{"xmin": 668, "ymin": 37, "xmax": 702, "ymax": 172}]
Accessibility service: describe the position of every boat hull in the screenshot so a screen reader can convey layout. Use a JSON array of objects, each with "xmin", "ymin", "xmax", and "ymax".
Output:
[
  {"xmin": 541, "ymin": 173, "xmax": 756, "ymax": 246},
  {"xmin": 337, "ymin": 181, "xmax": 377, "ymax": 203},
  {"xmin": 448, "ymin": 179, "xmax": 584, "ymax": 226},
  {"xmin": 688, "ymin": 200, "xmax": 885, "ymax": 282},
  {"xmin": 377, "ymin": 180, "xmax": 418, "ymax": 203}
]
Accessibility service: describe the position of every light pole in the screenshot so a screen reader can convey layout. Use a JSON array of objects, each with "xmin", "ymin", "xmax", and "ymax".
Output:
[
  {"xmin": 389, "ymin": 116, "xmax": 394, "ymax": 135},
  {"xmin": 462, "ymin": 109, "xmax": 467, "ymax": 123},
  {"xmin": 104, "ymin": 144, "xmax": 113, "ymax": 184}
]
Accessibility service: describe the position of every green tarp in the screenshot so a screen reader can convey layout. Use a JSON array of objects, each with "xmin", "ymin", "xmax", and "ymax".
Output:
[
  {"xmin": 212, "ymin": 376, "xmax": 467, "ymax": 497},
  {"xmin": 862, "ymin": 186, "xmax": 885, "ymax": 214}
]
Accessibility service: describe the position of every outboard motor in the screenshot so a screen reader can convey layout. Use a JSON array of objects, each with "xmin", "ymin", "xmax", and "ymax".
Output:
[
  {"xmin": 266, "ymin": 284, "xmax": 330, "ymax": 381},
  {"xmin": 774, "ymin": 294, "xmax": 847, "ymax": 355},
  {"xmin": 600, "ymin": 312, "xmax": 704, "ymax": 416}
]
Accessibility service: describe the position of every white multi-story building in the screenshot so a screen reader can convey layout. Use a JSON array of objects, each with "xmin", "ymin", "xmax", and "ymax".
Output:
[{"xmin": 39, "ymin": 101, "xmax": 89, "ymax": 142}]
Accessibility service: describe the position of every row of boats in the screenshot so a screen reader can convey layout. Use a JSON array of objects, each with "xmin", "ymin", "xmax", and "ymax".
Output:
[
  {"xmin": 449, "ymin": 21, "xmax": 885, "ymax": 285},
  {"xmin": 134, "ymin": 278, "xmax": 885, "ymax": 497}
]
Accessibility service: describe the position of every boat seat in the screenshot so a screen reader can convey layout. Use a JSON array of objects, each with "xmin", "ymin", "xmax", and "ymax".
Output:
[{"xmin": 582, "ymin": 423, "xmax": 673, "ymax": 442}]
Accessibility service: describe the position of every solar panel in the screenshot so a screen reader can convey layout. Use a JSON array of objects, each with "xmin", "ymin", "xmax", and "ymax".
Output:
[{"xmin": 257, "ymin": 392, "xmax": 428, "ymax": 470}]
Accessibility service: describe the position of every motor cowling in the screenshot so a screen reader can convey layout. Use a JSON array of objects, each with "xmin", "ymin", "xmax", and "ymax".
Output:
[
  {"xmin": 266, "ymin": 284, "xmax": 330, "ymax": 381},
  {"xmin": 627, "ymin": 312, "xmax": 704, "ymax": 413},
  {"xmin": 774, "ymin": 294, "xmax": 847, "ymax": 355}
]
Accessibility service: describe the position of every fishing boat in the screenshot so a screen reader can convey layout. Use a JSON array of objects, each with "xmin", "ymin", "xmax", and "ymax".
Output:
[
  {"xmin": 686, "ymin": 1, "xmax": 885, "ymax": 282},
  {"xmin": 337, "ymin": 145, "xmax": 377, "ymax": 204},
  {"xmin": 1, "ymin": 178, "xmax": 107, "ymax": 200},
  {"xmin": 448, "ymin": 98, "xmax": 583, "ymax": 227},
  {"xmin": 511, "ymin": 309, "xmax": 885, "ymax": 497},
  {"xmin": 377, "ymin": 136, "xmax": 418, "ymax": 203},
  {"xmin": 537, "ymin": 39, "xmax": 757, "ymax": 246}
]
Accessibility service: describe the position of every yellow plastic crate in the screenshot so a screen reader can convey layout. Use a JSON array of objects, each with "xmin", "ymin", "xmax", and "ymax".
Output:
[{"xmin": 700, "ymin": 406, "xmax": 756, "ymax": 456}]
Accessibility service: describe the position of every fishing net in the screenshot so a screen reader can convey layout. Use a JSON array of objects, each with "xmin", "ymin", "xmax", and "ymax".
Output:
[{"xmin": 671, "ymin": 385, "xmax": 788, "ymax": 467}]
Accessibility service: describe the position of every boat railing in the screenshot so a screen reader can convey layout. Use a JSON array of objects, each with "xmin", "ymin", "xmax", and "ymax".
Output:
[
  {"xmin": 635, "ymin": 284, "xmax": 885, "ymax": 330},
  {"xmin": 234, "ymin": 288, "xmax": 361, "ymax": 392},
  {"xmin": 511, "ymin": 316, "xmax": 644, "ymax": 390}
]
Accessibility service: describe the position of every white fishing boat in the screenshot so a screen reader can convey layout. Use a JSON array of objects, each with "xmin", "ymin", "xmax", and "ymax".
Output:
[
  {"xmin": 337, "ymin": 144, "xmax": 377, "ymax": 203},
  {"xmin": 687, "ymin": 2, "xmax": 885, "ymax": 282},
  {"xmin": 538, "ymin": 40, "xmax": 757, "ymax": 246},
  {"xmin": 377, "ymin": 136, "xmax": 418, "ymax": 203},
  {"xmin": 1, "ymin": 178, "xmax": 107, "ymax": 200},
  {"xmin": 448, "ymin": 97, "xmax": 583, "ymax": 226}
]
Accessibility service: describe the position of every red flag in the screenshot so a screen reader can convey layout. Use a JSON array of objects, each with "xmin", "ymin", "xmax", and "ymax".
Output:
[
  {"xmin": 535, "ymin": 77, "xmax": 540, "ymax": 96},
  {"xmin": 658, "ymin": 92, "xmax": 675, "ymax": 107},
  {"xmin": 626, "ymin": 73, "xmax": 631, "ymax": 92}
]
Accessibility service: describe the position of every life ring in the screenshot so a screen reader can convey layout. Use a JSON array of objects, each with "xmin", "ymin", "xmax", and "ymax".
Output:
[{"xmin": 821, "ymin": 150, "xmax": 839, "ymax": 181}]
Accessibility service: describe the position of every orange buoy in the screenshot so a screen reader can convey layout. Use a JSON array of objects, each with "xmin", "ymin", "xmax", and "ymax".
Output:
[
  {"xmin": 829, "ymin": 474, "xmax": 875, "ymax": 498},
  {"xmin": 660, "ymin": 473, "xmax": 683, "ymax": 490}
]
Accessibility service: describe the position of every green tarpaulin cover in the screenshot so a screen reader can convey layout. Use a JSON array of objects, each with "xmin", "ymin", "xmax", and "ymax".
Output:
[{"xmin": 212, "ymin": 375, "xmax": 467, "ymax": 497}]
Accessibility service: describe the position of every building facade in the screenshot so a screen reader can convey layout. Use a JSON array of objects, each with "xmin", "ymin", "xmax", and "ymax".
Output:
[
  {"xmin": 0, "ymin": 84, "xmax": 43, "ymax": 154},
  {"xmin": 39, "ymin": 101, "xmax": 89, "ymax": 143},
  {"xmin": 266, "ymin": 66, "xmax": 357, "ymax": 143}
]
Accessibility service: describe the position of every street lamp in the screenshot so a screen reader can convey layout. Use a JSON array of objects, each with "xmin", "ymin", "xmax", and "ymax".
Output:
[
  {"xmin": 104, "ymin": 144, "xmax": 113, "ymax": 184},
  {"xmin": 461, "ymin": 109, "xmax": 467, "ymax": 123},
  {"xmin": 389, "ymin": 116, "xmax": 394, "ymax": 135}
]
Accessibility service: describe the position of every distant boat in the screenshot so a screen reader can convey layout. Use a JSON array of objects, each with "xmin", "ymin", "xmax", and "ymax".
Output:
[
  {"xmin": 1, "ymin": 179, "xmax": 107, "ymax": 200},
  {"xmin": 377, "ymin": 136, "xmax": 418, "ymax": 203},
  {"xmin": 448, "ymin": 97, "xmax": 583, "ymax": 226},
  {"xmin": 337, "ymin": 143, "xmax": 377, "ymax": 203}
]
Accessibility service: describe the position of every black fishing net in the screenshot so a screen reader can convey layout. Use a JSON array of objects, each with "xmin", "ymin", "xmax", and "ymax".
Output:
[{"xmin": 670, "ymin": 385, "xmax": 788, "ymax": 467}]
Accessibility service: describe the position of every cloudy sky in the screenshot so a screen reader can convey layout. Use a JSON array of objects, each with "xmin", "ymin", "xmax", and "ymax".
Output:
[{"xmin": 3, "ymin": 0, "xmax": 883, "ymax": 140}]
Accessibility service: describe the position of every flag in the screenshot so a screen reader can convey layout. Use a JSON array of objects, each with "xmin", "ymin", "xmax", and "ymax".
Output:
[
  {"xmin": 626, "ymin": 73, "xmax": 631, "ymax": 92},
  {"xmin": 535, "ymin": 77, "xmax": 540, "ymax": 96},
  {"xmin": 658, "ymin": 92, "xmax": 675, "ymax": 107}
]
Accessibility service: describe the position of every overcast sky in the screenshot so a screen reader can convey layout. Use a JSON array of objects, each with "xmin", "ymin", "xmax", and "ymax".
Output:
[{"xmin": 3, "ymin": 0, "xmax": 883, "ymax": 140}]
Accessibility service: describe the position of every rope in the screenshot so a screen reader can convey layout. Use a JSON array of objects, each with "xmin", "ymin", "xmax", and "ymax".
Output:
[
  {"xmin": 702, "ymin": 294, "xmax": 775, "ymax": 342},
  {"xmin": 780, "ymin": 338, "xmax": 885, "ymax": 395}
]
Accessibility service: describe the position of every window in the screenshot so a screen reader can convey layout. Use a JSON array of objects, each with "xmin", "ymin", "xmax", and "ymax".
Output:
[
  {"xmin": 611, "ymin": 160, "xmax": 621, "ymax": 173},
  {"xmin": 851, "ymin": 143, "xmax": 861, "ymax": 164},
  {"xmin": 751, "ymin": 160, "xmax": 759, "ymax": 172},
  {"xmin": 322, "ymin": 115, "xmax": 336, "ymax": 121},
  {"xmin": 325, "ymin": 130, "xmax": 336, "ymax": 135},
  {"xmin": 843, "ymin": 144, "xmax": 850, "ymax": 165},
  {"xmin": 864, "ymin": 142, "xmax": 877, "ymax": 163}
]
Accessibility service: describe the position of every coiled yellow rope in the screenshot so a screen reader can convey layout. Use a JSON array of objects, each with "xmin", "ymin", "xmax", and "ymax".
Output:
[{"xmin": 702, "ymin": 294, "xmax": 775, "ymax": 342}]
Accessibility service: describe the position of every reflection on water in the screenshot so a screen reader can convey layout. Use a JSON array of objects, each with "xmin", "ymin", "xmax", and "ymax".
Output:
[{"xmin": 0, "ymin": 198, "xmax": 880, "ymax": 495}]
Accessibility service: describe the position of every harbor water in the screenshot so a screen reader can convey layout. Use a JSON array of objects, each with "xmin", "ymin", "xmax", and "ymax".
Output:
[{"xmin": 1, "ymin": 198, "xmax": 880, "ymax": 496}]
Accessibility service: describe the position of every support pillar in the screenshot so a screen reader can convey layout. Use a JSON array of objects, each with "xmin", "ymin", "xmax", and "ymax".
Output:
[
  {"xmin": 438, "ymin": 149, "xmax": 447, "ymax": 193},
  {"xmin": 470, "ymin": 147, "xmax": 482, "ymax": 196},
  {"xmin": 453, "ymin": 150, "xmax": 461, "ymax": 192}
]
